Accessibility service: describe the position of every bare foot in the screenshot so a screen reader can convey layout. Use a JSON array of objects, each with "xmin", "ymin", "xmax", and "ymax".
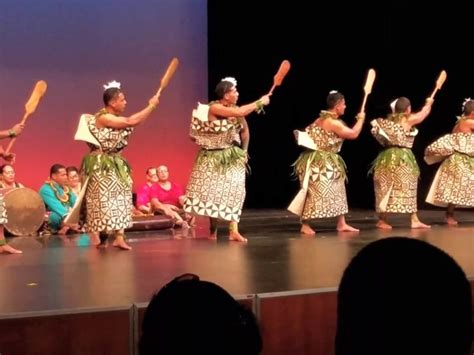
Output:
[
  {"xmin": 337, "ymin": 223, "xmax": 359, "ymax": 232},
  {"xmin": 411, "ymin": 221, "xmax": 431, "ymax": 229},
  {"xmin": 445, "ymin": 216, "xmax": 458, "ymax": 226},
  {"xmin": 97, "ymin": 234, "xmax": 108, "ymax": 249},
  {"xmin": 69, "ymin": 226, "xmax": 82, "ymax": 234},
  {"xmin": 300, "ymin": 224, "xmax": 316, "ymax": 235},
  {"xmin": 172, "ymin": 234, "xmax": 184, "ymax": 240},
  {"xmin": 0, "ymin": 244, "xmax": 23, "ymax": 254},
  {"xmin": 376, "ymin": 220, "xmax": 392, "ymax": 230},
  {"xmin": 96, "ymin": 240, "xmax": 108, "ymax": 249},
  {"xmin": 208, "ymin": 231, "xmax": 217, "ymax": 240},
  {"xmin": 177, "ymin": 220, "xmax": 189, "ymax": 229},
  {"xmin": 229, "ymin": 231, "xmax": 248, "ymax": 242},
  {"xmin": 58, "ymin": 225, "xmax": 70, "ymax": 235},
  {"xmin": 113, "ymin": 237, "xmax": 132, "ymax": 250},
  {"xmin": 89, "ymin": 233, "xmax": 101, "ymax": 246}
]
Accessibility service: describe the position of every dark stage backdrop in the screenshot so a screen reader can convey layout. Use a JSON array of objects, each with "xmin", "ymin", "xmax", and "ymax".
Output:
[
  {"xmin": 208, "ymin": 2, "xmax": 474, "ymax": 210},
  {"xmin": 0, "ymin": 0, "xmax": 206, "ymax": 191}
]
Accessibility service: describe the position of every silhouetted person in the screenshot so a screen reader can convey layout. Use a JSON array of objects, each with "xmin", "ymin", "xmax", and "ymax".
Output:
[
  {"xmin": 335, "ymin": 237, "xmax": 472, "ymax": 355},
  {"xmin": 139, "ymin": 273, "xmax": 262, "ymax": 355}
]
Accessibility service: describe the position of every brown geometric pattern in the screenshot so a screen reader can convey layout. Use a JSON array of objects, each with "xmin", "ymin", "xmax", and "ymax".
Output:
[
  {"xmin": 84, "ymin": 115, "xmax": 134, "ymax": 232},
  {"xmin": 371, "ymin": 119, "xmax": 420, "ymax": 213},
  {"xmin": 190, "ymin": 116, "xmax": 243, "ymax": 150},
  {"xmin": 425, "ymin": 132, "xmax": 474, "ymax": 158},
  {"xmin": 0, "ymin": 196, "xmax": 7, "ymax": 224},
  {"xmin": 425, "ymin": 133, "xmax": 474, "ymax": 207},
  {"xmin": 374, "ymin": 160, "xmax": 418, "ymax": 213},
  {"xmin": 299, "ymin": 159, "xmax": 348, "ymax": 219},
  {"xmin": 430, "ymin": 153, "xmax": 474, "ymax": 207},
  {"xmin": 88, "ymin": 115, "xmax": 133, "ymax": 153},
  {"xmin": 185, "ymin": 108, "xmax": 247, "ymax": 222},
  {"xmin": 371, "ymin": 118, "xmax": 417, "ymax": 148},
  {"xmin": 85, "ymin": 171, "xmax": 133, "ymax": 232},
  {"xmin": 183, "ymin": 152, "xmax": 246, "ymax": 222},
  {"xmin": 306, "ymin": 120, "xmax": 344, "ymax": 153},
  {"xmin": 297, "ymin": 123, "xmax": 347, "ymax": 219}
]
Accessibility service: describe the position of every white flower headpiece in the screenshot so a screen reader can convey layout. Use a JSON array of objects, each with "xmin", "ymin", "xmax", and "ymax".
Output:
[
  {"xmin": 221, "ymin": 77, "xmax": 237, "ymax": 87},
  {"xmin": 390, "ymin": 98, "xmax": 399, "ymax": 113},
  {"xmin": 329, "ymin": 90, "xmax": 338, "ymax": 94},
  {"xmin": 103, "ymin": 80, "xmax": 121, "ymax": 91},
  {"xmin": 462, "ymin": 97, "xmax": 472, "ymax": 112}
]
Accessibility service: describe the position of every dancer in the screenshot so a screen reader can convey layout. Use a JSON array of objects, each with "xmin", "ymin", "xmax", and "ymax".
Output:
[
  {"xmin": 425, "ymin": 98, "xmax": 474, "ymax": 225},
  {"xmin": 291, "ymin": 91, "xmax": 365, "ymax": 235},
  {"xmin": 370, "ymin": 96, "xmax": 433, "ymax": 229},
  {"xmin": 184, "ymin": 77, "xmax": 270, "ymax": 241},
  {"xmin": 80, "ymin": 81, "xmax": 160, "ymax": 249}
]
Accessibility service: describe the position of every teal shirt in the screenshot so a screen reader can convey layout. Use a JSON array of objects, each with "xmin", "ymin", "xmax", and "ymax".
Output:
[{"xmin": 39, "ymin": 182, "xmax": 77, "ymax": 218}]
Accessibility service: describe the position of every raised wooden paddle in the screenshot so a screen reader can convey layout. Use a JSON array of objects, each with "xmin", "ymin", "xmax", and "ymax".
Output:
[
  {"xmin": 268, "ymin": 60, "xmax": 291, "ymax": 95},
  {"xmin": 429, "ymin": 70, "xmax": 447, "ymax": 100},
  {"xmin": 360, "ymin": 68, "xmax": 376, "ymax": 113},
  {"xmin": 6, "ymin": 80, "xmax": 48, "ymax": 154},
  {"xmin": 156, "ymin": 57, "xmax": 179, "ymax": 98}
]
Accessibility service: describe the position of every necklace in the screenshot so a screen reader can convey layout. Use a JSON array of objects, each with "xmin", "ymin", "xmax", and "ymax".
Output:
[
  {"xmin": 48, "ymin": 180, "xmax": 70, "ymax": 203},
  {"xmin": 320, "ymin": 110, "xmax": 339, "ymax": 120}
]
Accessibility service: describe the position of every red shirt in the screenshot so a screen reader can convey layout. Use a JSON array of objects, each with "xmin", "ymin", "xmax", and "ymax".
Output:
[
  {"xmin": 136, "ymin": 183, "xmax": 158, "ymax": 207},
  {"xmin": 154, "ymin": 182, "xmax": 184, "ymax": 207}
]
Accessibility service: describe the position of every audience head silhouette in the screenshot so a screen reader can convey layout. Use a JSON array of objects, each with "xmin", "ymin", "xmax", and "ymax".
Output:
[
  {"xmin": 336, "ymin": 237, "xmax": 472, "ymax": 355},
  {"xmin": 139, "ymin": 273, "xmax": 262, "ymax": 355}
]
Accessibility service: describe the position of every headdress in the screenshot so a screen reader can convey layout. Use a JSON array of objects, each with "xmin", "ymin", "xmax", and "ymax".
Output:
[
  {"xmin": 103, "ymin": 80, "xmax": 121, "ymax": 90},
  {"xmin": 220, "ymin": 77, "xmax": 237, "ymax": 86}
]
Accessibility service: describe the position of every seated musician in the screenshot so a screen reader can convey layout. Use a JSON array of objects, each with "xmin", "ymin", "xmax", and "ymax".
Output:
[
  {"xmin": 0, "ymin": 164, "xmax": 24, "ymax": 189},
  {"xmin": 155, "ymin": 165, "xmax": 186, "ymax": 208},
  {"xmin": 136, "ymin": 167, "xmax": 159, "ymax": 214},
  {"xmin": 66, "ymin": 166, "xmax": 81, "ymax": 197},
  {"xmin": 136, "ymin": 167, "xmax": 189, "ymax": 228},
  {"xmin": 0, "ymin": 122, "xmax": 24, "ymax": 254},
  {"xmin": 39, "ymin": 164, "xmax": 80, "ymax": 234},
  {"xmin": 156, "ymin": 165, "xmax": 194, "ymax": 226}
]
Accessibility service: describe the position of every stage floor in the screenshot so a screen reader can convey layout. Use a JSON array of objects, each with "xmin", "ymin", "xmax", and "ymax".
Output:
[{"xmin": 1, "ymin": 209, "xmax": 473, "ymax": 315}]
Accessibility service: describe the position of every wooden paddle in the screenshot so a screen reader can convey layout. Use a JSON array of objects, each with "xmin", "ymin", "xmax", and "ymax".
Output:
[
  {"xmin": 156, "ymin": 57, "xmax": 179, "ymax": 97},
  {"xmin": 429, "ymin": 70, "xmax": 447, "ymax": 100},
  {"xmin": 268, "ymin": 60, "xmax": 291, "ymax": 95},
  {"xmin": 6, "ymin": 80, "xmax": 48, "ymax": 154},
  {"xmin": 360, "ymin": 68, "xmax": 376, "ymax": 113}
]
